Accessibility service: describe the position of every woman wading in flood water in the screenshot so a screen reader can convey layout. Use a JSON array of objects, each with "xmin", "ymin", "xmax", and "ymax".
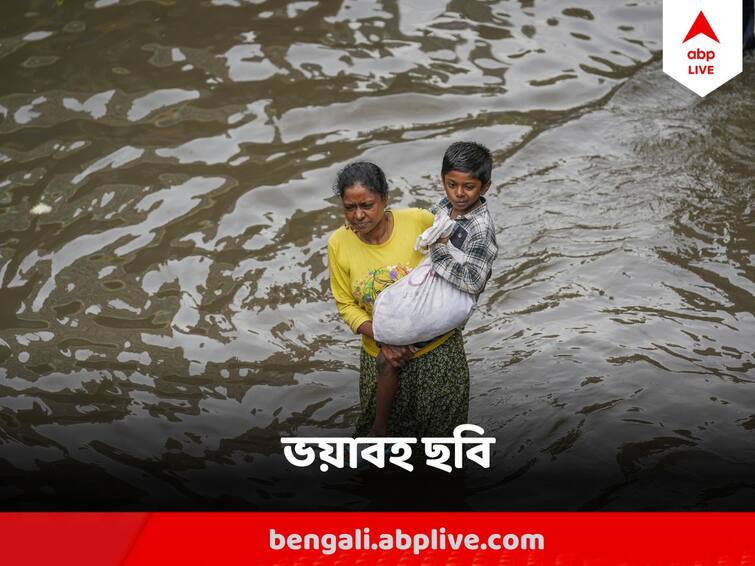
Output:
[{"xmin": 327, "ymin": 161, "xmax": 470, "ymax": 436}]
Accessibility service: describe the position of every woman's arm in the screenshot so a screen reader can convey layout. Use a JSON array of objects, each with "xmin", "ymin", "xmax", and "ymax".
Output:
[
  {"xmin": 328, "ymin": 239, "xmax": 371, "ymax": 333},
  {"xmin": 356, "ymin": 320, "xmax": 374, "ymax": 339},
  {"xmin": 329, "ymin": 237, "xmax": 415, "ymax": 367},
  {"xmin": 357, "ymin": 321, "xmax": 416, "ymax": 367}
]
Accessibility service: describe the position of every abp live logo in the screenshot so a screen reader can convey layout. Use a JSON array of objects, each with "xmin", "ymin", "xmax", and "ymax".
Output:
[{"xmin": 663, "ymin": 1, "xmax": 742, "ymax": 96}]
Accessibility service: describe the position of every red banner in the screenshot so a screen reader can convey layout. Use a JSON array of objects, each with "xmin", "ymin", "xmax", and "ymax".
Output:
[{"xmin": 2, "ymin": 512, "xmax": 754, "ymax": 565}]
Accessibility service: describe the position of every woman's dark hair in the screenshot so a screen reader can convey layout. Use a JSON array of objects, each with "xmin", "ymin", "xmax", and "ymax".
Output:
[
  {"xmin": 333, "ymin": 161, "xmax": 389, "ymax": 199},
  {"xmin": 441, "ymin": 141, "xmax": 493, "ymax": 185}
]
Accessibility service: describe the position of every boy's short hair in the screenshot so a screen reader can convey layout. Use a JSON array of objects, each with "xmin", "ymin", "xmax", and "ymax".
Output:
[{"xmin": 441, "ymin": 141, "xmax": 492, "ymax": 185}]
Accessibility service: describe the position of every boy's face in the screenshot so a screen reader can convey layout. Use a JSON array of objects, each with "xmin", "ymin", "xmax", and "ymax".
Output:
[{"xmin": 442, "ymin": 170, "xmax": 490, "ymax": 217}]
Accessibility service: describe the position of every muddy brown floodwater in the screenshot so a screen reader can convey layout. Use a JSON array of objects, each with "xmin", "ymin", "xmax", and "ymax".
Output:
[{"xmin": 0, "ymin": 0, "xmax": 753, "ymax": 510}]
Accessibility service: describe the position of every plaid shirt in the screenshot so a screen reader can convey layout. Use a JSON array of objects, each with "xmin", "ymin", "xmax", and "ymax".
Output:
[{"xmin": 429, "ymin": 196, "xmax": 498, "ymax": 297}]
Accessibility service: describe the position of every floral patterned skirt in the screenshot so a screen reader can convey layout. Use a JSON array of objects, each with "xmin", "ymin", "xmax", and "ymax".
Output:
[{"xmin": 355, "ymin": 331, "xmax": 470, "ymax": 437}]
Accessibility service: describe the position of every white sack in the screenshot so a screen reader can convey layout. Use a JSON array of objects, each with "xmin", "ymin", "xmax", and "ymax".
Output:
[
  {"xmin": 415, "ymin": 209, "xmax": 456, "ymax": 253},
  {"xmin": 372, "ymin": 246, "xmax": 475, "ymax": 345}
]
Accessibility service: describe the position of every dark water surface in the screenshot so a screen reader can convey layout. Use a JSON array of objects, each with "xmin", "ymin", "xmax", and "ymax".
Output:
[{"xmin": 1, "ymin": 0, "xmax": 753, "ymax": 510}]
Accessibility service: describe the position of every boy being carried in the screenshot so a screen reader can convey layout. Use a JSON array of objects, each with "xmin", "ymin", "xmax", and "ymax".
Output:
[{"xmin": 371, "ymin": 141, "xmax": 499, "ymax": 436}]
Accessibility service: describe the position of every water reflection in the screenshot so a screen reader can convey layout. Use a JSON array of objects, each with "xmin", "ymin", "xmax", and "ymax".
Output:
[{"xmin": 0, "ymin": 0, "xmax": 753, "ymax": 509}]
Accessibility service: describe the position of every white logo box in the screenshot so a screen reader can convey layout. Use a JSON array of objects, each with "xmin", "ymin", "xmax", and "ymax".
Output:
[{"xmin": 663, "ymin": 0, "xmax": 743, "ymax": 96}]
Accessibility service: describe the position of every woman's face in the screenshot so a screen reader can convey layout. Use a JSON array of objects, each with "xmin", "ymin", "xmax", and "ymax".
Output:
[{"xmin": 342, "ymin": 184, "xmax": 387, "ymax": 237}]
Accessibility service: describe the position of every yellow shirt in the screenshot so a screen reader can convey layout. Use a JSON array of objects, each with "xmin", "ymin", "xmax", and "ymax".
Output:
[{"xmin": 327, "ymin": 207, "xmax": 454, "ymax": 357}]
